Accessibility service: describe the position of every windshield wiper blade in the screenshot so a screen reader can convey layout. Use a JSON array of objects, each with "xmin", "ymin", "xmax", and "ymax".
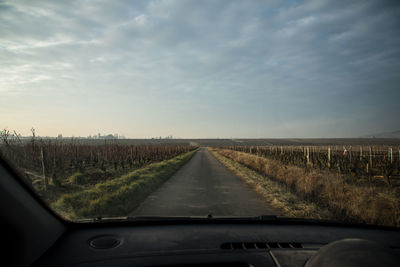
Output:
[
  {"xmin": 127, "ymin": 215, "xmax": 279, "ymax": 221},
  {"xmin": 258, "ymin": 215, "xmax": 278, "ymax": 221},
  {"xmin": 75, "ymin": 216, "xmax": 129, "ymax": 222},
  {"xmin": 127, "ymin": 216, "xmax": 201, "ymax": 221},
  {"xmin": 75, "ymin": 215, "xmax": 279, "ymax": 223}
]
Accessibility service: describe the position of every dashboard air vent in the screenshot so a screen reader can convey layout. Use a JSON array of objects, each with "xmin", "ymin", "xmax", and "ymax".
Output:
[
  {"xmin": 88, "ymin": 235, "xmax": 122, "ymax": 249},
  {"xmin": 221, "ymin": 242, "xmax": 303, "ymax": 250}
]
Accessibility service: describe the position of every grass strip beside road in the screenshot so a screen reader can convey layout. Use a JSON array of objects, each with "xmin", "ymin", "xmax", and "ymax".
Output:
[
  {"xmin": 54, "ymin": 149, "xmax": 197, "ymax": 219},
  {"xmin": 210, "ymin": 149, "xmax": 332, "ymax": 220}
]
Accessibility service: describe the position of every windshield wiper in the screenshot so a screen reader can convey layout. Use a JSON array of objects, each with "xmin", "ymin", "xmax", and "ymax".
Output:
[
  {"xmin": 75, "ymin": 214, "xmax": 279, "ymax": 223},
  {"xmin": 127, "ymin": 215, "xmax": 278, "ymax": 221},
  {"xmin": 258, "ymin": 215, "xmax": 278, "ymax": 220},
  {"xmin": 75, "ymin": 216, "xmax": 130, "ymax": 222}
]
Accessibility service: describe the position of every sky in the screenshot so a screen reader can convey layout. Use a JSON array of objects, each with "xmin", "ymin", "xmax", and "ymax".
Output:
[{"xmin": 1, "ymin": 0, "xmax": 399, "ymax": 138}]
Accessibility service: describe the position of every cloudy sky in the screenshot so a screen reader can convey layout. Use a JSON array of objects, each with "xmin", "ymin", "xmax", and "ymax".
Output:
[{"xmin": 1, "ymin": 0, "xmax": 399, "ymax": 138}]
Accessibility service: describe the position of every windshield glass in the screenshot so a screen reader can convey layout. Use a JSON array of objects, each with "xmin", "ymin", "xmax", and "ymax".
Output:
[{"xmin": 1, "ymin": 0, "xmax": 399, "ymax": 227}]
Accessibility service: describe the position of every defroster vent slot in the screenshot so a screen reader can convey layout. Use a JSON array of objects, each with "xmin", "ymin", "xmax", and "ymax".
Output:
[{"xmin": 221, "ymin": 242, "xmax": 303, "ymax": 250}]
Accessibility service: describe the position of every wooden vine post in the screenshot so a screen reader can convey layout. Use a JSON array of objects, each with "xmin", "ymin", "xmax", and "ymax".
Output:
[
  {"xmin": 328, "ymin": 147, "xmax": 331, "ymax": 168},
  {"xmin": 369, "ymin": 146, "xmax": 373, "ymax": 168},
  {"xmin": 40, "ymin": 146, "xmax": 48, "ymax": 190},
  {"xmin": 51, "ymin": 144, "xmax": 60, "ymax": 186}
]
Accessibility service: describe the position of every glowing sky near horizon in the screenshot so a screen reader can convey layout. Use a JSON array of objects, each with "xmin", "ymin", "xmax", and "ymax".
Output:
[{"xmin": 1, "ymin": 0, "xmax": 399, "ymax": 138}]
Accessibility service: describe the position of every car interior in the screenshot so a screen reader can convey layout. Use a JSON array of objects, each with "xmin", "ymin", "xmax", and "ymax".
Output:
[
  {"xmin": 2, "ymin": 157, "xmax": 399, "ymax": 267},
  {"xmin": 1, "ymin": 1, "xmax": 400, "ymax": 266}
]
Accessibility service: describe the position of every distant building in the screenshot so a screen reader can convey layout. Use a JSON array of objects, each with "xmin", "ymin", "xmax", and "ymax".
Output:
[{"xmin": 105, "ymin": 134, "xmax": 114, "ymax": 139}]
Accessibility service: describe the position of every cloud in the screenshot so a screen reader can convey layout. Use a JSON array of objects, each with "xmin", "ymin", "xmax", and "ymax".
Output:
[{"xmin": 0, "ymin": 0, "xmax": 399, "ymax": 137}]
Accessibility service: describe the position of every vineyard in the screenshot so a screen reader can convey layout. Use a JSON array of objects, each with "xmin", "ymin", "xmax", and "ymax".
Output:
[
  {"xmin": 213, "ymin": 145, "xmax": 400, "ymax": 226},
  {"xmin": 1, "ymin": 128, "xmax": 400, "ymax": 224},
  {"xmin": 221, "ymin": 145, "xmax": 400, "ymax": 185},
  {"xmin": 0, "ymin": 129, "xmax": 197, "ymax": 211}
]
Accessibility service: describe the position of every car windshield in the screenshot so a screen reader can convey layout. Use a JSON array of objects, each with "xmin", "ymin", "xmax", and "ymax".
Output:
[{"xmin": 1, "ymin": 0, "xmax": 399, "ymax": 227}]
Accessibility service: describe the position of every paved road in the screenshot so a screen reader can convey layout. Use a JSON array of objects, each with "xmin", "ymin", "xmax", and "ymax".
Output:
[{"xmin": 130, "ymin": 148, "xmax": 275, "ymax": 217}]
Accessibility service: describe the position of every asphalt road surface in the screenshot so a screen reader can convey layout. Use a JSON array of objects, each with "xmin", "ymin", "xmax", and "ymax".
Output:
[{"xmin": 130, "ymin": 148, "xmax": 276, "ymax": 217}]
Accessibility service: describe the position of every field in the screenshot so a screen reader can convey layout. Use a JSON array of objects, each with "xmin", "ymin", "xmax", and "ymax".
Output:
[
  {"xmin": 0, "ymin": 130, "xmax": 197, "ymax": 218},
  {"xmin": 212, "ymin": 144, "xmax": 400, "ymax": 227},
  {"xmin": 222, "ymin": 144, "xmax": 400, "ymax": 184},
  {"xmin": 1, "ymin": 130, "xmax": 400, "ymax": 226}
]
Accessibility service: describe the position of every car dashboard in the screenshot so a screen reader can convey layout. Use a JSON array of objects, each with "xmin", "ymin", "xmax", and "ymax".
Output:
[{"xmin": 34, "ymin": 220, "xmax": 400, "ymax": 267}]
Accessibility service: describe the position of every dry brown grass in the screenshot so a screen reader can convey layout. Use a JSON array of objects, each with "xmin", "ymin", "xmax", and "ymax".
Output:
[
  {"xmin": 210, "ymin": 149, "xmax": 333, "ymax": 219},
  {"xmin": 213, "ymin": 148, "xmax": 400, "ymax": 227}
]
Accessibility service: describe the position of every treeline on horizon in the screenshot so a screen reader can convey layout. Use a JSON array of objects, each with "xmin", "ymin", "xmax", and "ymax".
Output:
[{"xmin": 2, "ymin": 135, "xmax": 400, "ymax": 147}]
